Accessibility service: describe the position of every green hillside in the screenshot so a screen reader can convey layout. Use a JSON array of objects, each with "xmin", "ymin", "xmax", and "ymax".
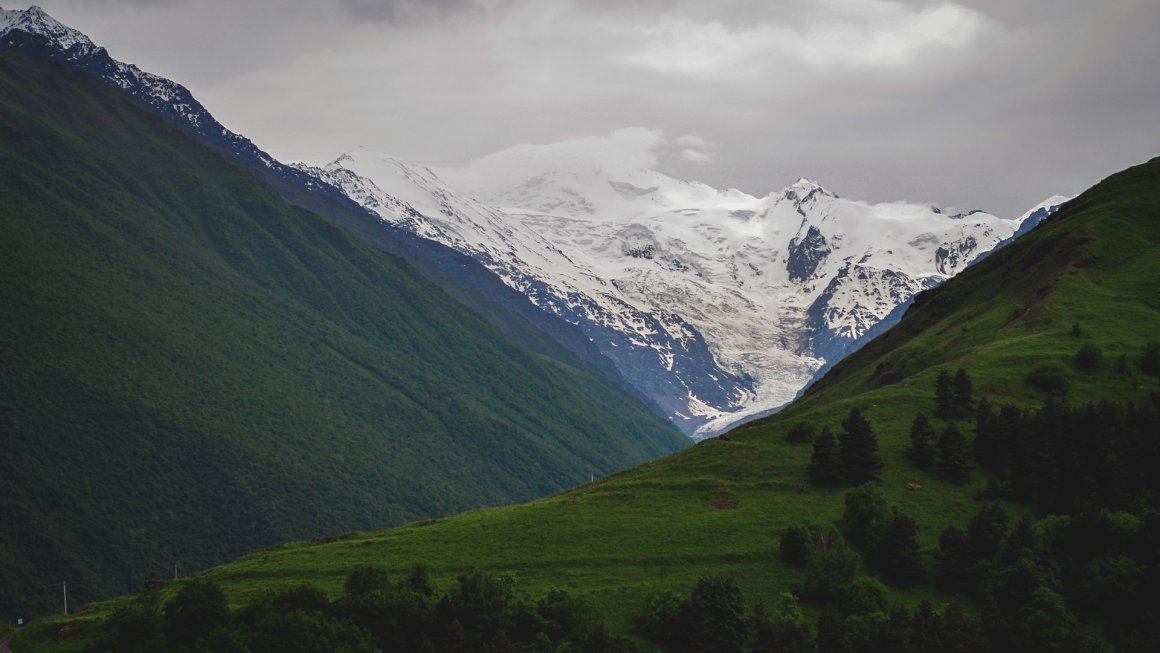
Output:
[
  {"xmin": 18, "ymin": 156, "xmax": 1158, "ymax": 652},
  {"xmin": 0, "ymin": 52, "xmax": 688, "ymax": 620}
]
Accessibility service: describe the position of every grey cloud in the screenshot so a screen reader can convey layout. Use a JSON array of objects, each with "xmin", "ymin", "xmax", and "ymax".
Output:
[
  {"xmin": 28, "ymin": 0, "xmax": 1160, "ymax": 218},
  {"xmin": 338, "ymin": 0, "xmax": 486, "ymax": 23}
]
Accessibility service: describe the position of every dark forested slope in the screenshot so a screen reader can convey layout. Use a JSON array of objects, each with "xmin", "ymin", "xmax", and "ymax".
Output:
[{"xmin": 0, "ymin": 52, "xmax": 685, "ymax": 619}]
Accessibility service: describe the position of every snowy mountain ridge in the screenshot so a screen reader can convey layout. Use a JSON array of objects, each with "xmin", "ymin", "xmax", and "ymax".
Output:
[
  {"xmin": 1, "ymin": 5, "xmax": 1068, "ymax": 437},
  {"xmin": 303, "ymin": 142, "xmax": 1066, "ymax": 436}
]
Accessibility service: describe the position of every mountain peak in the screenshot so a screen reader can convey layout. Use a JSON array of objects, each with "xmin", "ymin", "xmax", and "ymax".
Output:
[
  {"xmin": 780, "ymin": 177, "xmax": 836, "ymax": 202},
  {"xmin": 0, "ymin": 4, "xmax": 96, "ymax": 53}
]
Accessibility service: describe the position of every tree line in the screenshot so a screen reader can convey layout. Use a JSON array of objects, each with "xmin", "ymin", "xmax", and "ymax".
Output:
[{"xmin": 85, "ymin": 566, "xmax": 634, "ymax": 653}]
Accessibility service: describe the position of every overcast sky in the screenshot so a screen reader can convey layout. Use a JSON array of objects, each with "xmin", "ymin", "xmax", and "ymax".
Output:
[{"xmin": 29, "ymin": 0, "xmax": 1160, "ymax": 215}]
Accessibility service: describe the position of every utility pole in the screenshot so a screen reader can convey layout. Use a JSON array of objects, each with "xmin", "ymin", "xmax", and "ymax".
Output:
[{"xmin": 62, "ymin": 581, "xmax": 68, "ymax": 616}]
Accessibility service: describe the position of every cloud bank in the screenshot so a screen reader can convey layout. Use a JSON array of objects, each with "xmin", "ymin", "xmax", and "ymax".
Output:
[{"xmin": 31, "ymin": 0, "xmax": 1160, "ymax": 215}]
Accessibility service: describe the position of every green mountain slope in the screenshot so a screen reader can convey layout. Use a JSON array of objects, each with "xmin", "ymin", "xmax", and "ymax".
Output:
[
  {"xmin": 29, "ymin": 157, "xmax": 1158, "ymax": 650},
  {"xmin": 0, "ymin": 52, "xmax": 687, "ymax": 619}
]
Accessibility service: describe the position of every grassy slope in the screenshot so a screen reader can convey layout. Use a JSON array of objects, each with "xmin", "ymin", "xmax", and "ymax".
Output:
[
  {"xmin": 0, "ymin": 52, "xmax": 688, "ymax": 620},
  {"xmin": 12, "ymin": 55, "xmax": 1160, "ymax": 647},
  {"xmin": 27, "ymin": 156, "xmax": 1158, "ymax": 652}
]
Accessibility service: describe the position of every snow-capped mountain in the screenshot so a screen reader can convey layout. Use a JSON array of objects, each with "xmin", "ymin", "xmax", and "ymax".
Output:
[
  {"xmin": 302, "ymin": 141, "xmax": 1067, "ymax": 436},
  {"xmin": 2, "ymin": 5, "xmax": 1068, "ymax": 437},
  {"xmin": 0, "ymin": 5, "xmax": 356, "ymax": 209}
]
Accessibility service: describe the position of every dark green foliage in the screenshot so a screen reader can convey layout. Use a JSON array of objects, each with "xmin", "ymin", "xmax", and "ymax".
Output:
[
  {"xmin": 971, "ymin": 398, "xmax": 1160, "ymax": 515},
  {"xmin": 1026, "ymin": 362, "xmax": 1071, "ymax": 395},
  {"xmin": 808, "ymin": 427, "xmax": 844, "ymax": 486},
  {"xmin": 536, "ymin": 589, "xmax": 594, "ymax": 645},
  {"xmin": 906, "ymin": 412, "xmax": 938, "ymax": 470},
  {"xmin": 163, "ymin": 578, "xmax": 229, "ymax": 645},
  {"xmin": 786, "ymin": 422, "xmax": 816, "ymax": 444},
  {"xmin": 952, "ymin": 368, "xmax": 974, "ymax": 416},
  {"xmin": 749, "ymin": 595, "xmax": 814, "ymax": 653},
  {"xmin": 685, "ymin": 578, "xmax": 747, "ymax": 653},
  {"xmin": 934, "ymin": 370, "xmax": 955, "ymax": 419},
  {"xmin": 93, "ymin": 566, "xmax": 624, "ymax": 653},
  {"xmin": 936, "ymin": 423, "xmax": 972, "ymax": 484},
  {"xmin": 815, "ymin": 608, "xmax": 848, "ymax": 653},
  {"xmin": 638, "ymin": 589, "xmax": 683, "ymax": 649},
  {"xmin": 799, "ymin": 528, "xmax": 859, "ymax": 603},
  {"xmin": 1015, "ymin": 587, "xmax": 1082, "ymax": 653},
  {"xmin": 815, "ymin": 600, "xmax": 991, "ymax": 653},
  {"xmin": 1141, "ymin": 341, "xmax": 1160, "ymax": 376},
  {"xmin": 936, "ymin": 526, "xmax": 976, "ymax": 595},
  {"xmin": 843, "ymin": 482, "xmax": 888, "ymax": 548},
  {"xmin": 779, "ymin": 525, "xmax": 812, "ymax": 567},
  {"xmin": 95, "ymin": 589, "xmax": 165, "ymax": 653},
  {"xmin": 245, "ymin": 609, "xmax": 377, "ymax": 653},
  {"xmin": 838, "ymin": 577, "xmax": 889, "ymax": 616},
  {"xmin": 1074, "ymin": 343, "xmax": 1102, "ymax": 370},
  {"xmin": 871, "ymin": 510, "xmax": 925, "ymax": 588},
  {"xmin": 343, "ymin": 566, "xmax": 392, "ymax": 598},
  {"xmin": 775, "ymin": 523, "xmax": 857, "ymax": 602},
  {"xmin": 968, "ymin": 505, "xmax": 1010, "ymax": 562},
  {"xmin": 0, "ymin": 53, "xmax": 685, "ymax": 617},
  {"xmin": 973, "ymin": 399, "xmax": 1022, "ymax": 474},
  {"xmin": 838, "ymin": 408, "xmax": 883, "ymax": 485},
  {"xmin": 639, "ymin": 578, "xmax": 747, "ymax": 653}
]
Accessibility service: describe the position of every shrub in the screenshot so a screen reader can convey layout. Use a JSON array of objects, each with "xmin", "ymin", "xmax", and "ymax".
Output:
[
  {"xmin": 1142, "ymin": 341, "xmax": 1160, "ymax": 376},
  {"xmin": 1074, "ymin": 343, "xmax": 1102, "ymax": 370},
  {"xmin": 779, "ymin": 526, "xmax": 812, "ymax": 567},
  {"xmin": 163, "ymin": 578, "xmax": 230, "ymax": 645},
  {"xmin": 638, "ymin": 590, "xmax": 684, "ymax": 646},
  {"xmin": 1026, "ymin": 362, "xmax": 1070, "ymax": 395},
  {"xmin": 786, "ymin": 423, "xmax": 816, "ymax": 444}
]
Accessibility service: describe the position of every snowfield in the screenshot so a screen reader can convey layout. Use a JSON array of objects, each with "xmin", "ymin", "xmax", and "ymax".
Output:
[{"xmin": 302, "ymin": 139, "xmax": 1066, "ymax": 437}]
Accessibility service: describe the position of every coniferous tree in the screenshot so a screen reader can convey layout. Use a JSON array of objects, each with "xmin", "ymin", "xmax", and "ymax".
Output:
[
  {"xmin": 872, "ymin": 509, "xmax": 925, "ymax": 588},
  {"xmin": 912, "ymin": 601, "xmax": 941, "ymax": 653},
  {"xmin": 936, "ymin": 423, "xmax": 972, "ymax": 484},
  {"xmin": 973, "ymin": 398, "xmax": 998, "ymax": 472},
  {"xmin": 839, "ymin": 408, "xmax": 883, "ymax": 485},
  {"xmin": 934, "ymin": 370, "xmax": 955, "ymax": 419},
  {"xmin": 935, "ymin": 526, "xmax": 976, "ymax": 595},
  {"xmin": 967, "ymin": 504, "xmax": 1009, "ymax": 562},
  {"xmin": 808, "ymin": 427, "xmax": 844, "ymax": 486},
  {"xmin": 779, "ymin": 526, "xmax": 812, "ymax": 567},
  {"xmin": 843, "ymin": 482, "xmax": 888, "ymax": 548},
  {"xmin": 816, "ymin": 607, "xmax": 850, "ymax": 653},
  {"xmin": 907, "ymin": 412, "xmax": 938, "ymax": 470},
  {"xmin": 952, "ymin": 368, "xmax": 974, "ymax": 416}
]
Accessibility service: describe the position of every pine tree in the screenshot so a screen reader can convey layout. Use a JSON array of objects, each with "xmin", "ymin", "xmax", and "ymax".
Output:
[
  {"xmin": 973, "ymin": 398, "xmax": 998, "ymax": 472},
  {"xmin": 935, "ymin": 526, "xmax": 976, "ymax": 595},
  {"xmin": 839, "ymin": 408, "xmax": 883, "ymax": 485},
  {"xmin": 967, "ymin": 504, "xmax": 1009, "ymax": 562},
  {"xmin": 934, "ymin": 370, "xmax": 955, "ymax": 419},
  {"xmin": 911, "ymin": 601, "xmax": 941, "ymax": 653},
  {"xmin": 816, "ymin": 607, "xmax": 850, "ymax": 653},
  {"xmin": 872, "ymin": 509, "xmax": 925, "ymax": 588},
  {"xmin": 808, "ymin": 427, "xmax": 844, "ymax": 486},
  {"xmin": 936, "ymin": 423, "xmax": 971, "ymax": 484},
  {"xmin": 952, "ymin": 368, "xmax": 974, "ymax": 416},
  {"xmin": 843, "ymin": 482, "xmax": 888, "ymax": 548},
  {"xmin": 907, "ymin": 412, "xmax": 938, "ymax": 470}
]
